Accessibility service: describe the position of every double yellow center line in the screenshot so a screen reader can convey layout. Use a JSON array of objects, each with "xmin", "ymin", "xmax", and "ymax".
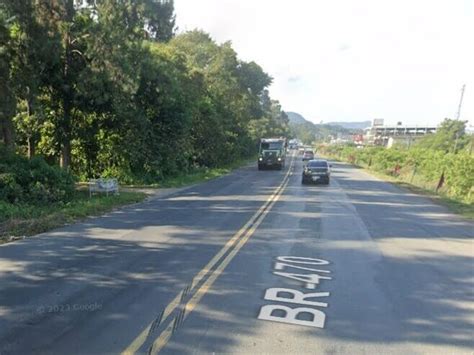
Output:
[{"xmin": 122, "ymin": 153, "xmax": 295, "ymax": 355}]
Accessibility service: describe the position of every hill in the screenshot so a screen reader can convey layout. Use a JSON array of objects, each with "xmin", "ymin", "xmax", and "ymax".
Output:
[
  {"xmin": 287, "ymin": 112, "xmax": 371, "ymax": 130},
  {"xmin": 327, "ymin": 121, "xmax": 371, "ymax": 129},
  {"xmin": 286, "ymin": 111, "xmax": 354, "ymax": 144},
  {"xmin": 286, "ymin": 112, "xmax": 308, "ymax": 125}
]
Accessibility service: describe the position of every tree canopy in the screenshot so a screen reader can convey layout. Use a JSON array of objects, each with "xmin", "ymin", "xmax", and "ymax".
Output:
[
  {"xmin": 416, "ymin": 118, "xmax": 470, "ymax": 153},
  {"xmin": 0, "ymin": 1, "xmax": 289, "ymax": 183}
]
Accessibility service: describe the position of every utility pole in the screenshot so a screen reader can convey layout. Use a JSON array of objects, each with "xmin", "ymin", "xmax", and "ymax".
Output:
[
  {"xmin": 455, "ymin": 84, "xmax": 466, "ymax": 120},
  {"xmin": 453, "ymin": 84, "xmax": 466, "ymax": 153}
]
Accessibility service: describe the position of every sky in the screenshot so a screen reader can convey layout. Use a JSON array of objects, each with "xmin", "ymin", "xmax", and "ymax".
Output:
[{"xmin": 174, "ymin": 0, "xmax": 474, "ymax": 126}]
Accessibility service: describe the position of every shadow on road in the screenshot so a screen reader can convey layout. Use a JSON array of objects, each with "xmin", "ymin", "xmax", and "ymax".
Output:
[{"xmin": 0, "ymin": 159, "xmax": 472, "ymax": 354}]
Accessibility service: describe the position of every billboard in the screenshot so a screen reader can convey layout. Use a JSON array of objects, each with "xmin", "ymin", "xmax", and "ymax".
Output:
[{"xmin": 373, "ymin": 118, "xmax": 384, "ymax": 127}]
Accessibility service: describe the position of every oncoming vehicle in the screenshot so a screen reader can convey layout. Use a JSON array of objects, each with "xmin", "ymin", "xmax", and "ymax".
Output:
[
  {"xmin": 258, "ymin": 138, "xmax": 286, "ymax": 170},
  {"xmin": 302, "ymin": 150, "xmax": 314, "ymax": 161},
  {"xmin": 288, "ymin": 139, "xmax": 299, "ymax": 150},
  {"xmin": 302, "ymin": 159, "xmax": 331, "ymax": 185}
]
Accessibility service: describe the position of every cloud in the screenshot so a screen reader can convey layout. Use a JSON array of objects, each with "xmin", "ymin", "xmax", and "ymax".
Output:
[
  {"xmin": 338, "ymin": 44, "xmax": 351, "ymax": 52},
  {"xmin": 287, "ymin": 76, "xmax": 302, "ymax": 83},
  {"xmin": 175, "ymin": 0, "xmax": 474, "ymax": 125}
]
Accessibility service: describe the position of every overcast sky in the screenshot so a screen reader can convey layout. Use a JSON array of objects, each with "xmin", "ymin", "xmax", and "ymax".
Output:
[{"xmin": 175, "ymin": 0, "xmax": 473, "ymax": 126}]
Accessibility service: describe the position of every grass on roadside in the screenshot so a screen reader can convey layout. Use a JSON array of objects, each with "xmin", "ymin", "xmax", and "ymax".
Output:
[
  {"xmin": 0, "ymin": 191, "xmax": 146, "ymax": 243},
  {"xmin": 364, "ymin": 170, "xmax": 474, "ymax": 219},
  {"xmin": 320, "ymin": 153, "xmax": 474, "ymax": 219},
  {"xmin": 123, "ymin": 156, "xmax": 256, "ymax": 189},
  {"xmin": 1, "ymin": 156, "xmax": 256, "ymax": 243},
  {"xmin": 394, "ymin": 181, "xmax": 474, "ymax": 219}
]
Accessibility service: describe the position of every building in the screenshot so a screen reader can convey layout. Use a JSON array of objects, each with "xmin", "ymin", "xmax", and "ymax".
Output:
[
  {"xmin": 364, "ymin": 119, "xmax": 437, "ymax": 147},
  {"xmin": 352, "ymin": 134, "xmax": 364, "ymax": 145}
]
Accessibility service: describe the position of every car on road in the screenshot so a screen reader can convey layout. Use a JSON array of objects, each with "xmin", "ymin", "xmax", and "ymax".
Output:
[
  {"xmin": 302, "ymin": 159, "xmax": 331, "ymax": 185},
  {"xmin": 302, "ymin": 150, "xmax": 314, "ymax": 161}
]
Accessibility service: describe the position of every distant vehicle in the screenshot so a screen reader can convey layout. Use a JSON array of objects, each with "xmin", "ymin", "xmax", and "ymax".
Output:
[
  {"xmin": 302, "ymin": 159, "xmax": 331, "ymax": 185},
  {"xmin": 288, "ymin": 139, "xmax": 299, "ymax": 150},
  {"xmin": 298, "ymin": 147, "xmax": 305, "ymax": 155},
  {"xmin": 302, "ymin": 150, "xmax": 314, "ymax": 161},
  {"xmin": 258, "ymin": 138, "xmax": 286, "ymax": 170}
]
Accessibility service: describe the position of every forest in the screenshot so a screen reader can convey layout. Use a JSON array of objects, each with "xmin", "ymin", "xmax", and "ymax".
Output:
[{"xmin": 0, "ymin": 0, "xmax": 289, "ymax": 192}]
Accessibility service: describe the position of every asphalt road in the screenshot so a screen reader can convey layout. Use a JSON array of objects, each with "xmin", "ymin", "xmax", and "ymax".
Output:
[{"xmin": 0, "ymin": 152, "xmax": 473, "ymax": 354}]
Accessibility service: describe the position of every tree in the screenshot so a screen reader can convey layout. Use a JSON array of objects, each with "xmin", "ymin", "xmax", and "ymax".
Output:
[
  {"xmin": 2, "ymin": 2, "xmax": 285, "ymax": 184},
  {"xmin": 34, "ymin": 0, "xmax": 147, "ymax": 169},
  {"xmin": 33, "ymin": 0, "xmax": 84, "ymax": 168},
  {"xmin": 140, "ymin": 0, "xmax": 176, "ymax": 42},
  {"xmin": 170, "ymin": 31, "xmax": 277, "ymax": 165},
  {"xmin": 7, "ymin": 0, "xmax": 52, "ymax": 157},
  {"xmin": 416, "ymin": 118, "xmax": 469, "ymax": 153},
  {"xmin": 68, "ymin": 0, "xmax": 178, "ymax": 179},
  {"xmin": 0, "ymin": 5, "xmax": 16, "ymax": 149},
  {"xmin": 248, "ymin": 90, "xmax": 289, "ymax": 141}
]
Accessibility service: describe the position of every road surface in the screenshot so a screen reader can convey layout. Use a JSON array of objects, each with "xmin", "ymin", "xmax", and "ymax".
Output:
[{"xmin": 0, "ymin": 153, "xmax": 473, "ymax": 354}]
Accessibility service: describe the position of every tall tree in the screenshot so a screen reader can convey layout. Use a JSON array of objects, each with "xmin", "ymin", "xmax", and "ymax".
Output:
[
  {"xmin": 141, "ymin": 0, "xmax": 176, "ymax": 42},
  {"xmin": 248, "ymin": 90, "xmax": 289, "ymax": 141},
  {"xmin": 416, "ymin": 118, "xmax": 469, "ymax": 153},
  {"xmin": 2, "ymin": 0, "xmax": 286, "ymax": 183},
  {"xmin": 33, "ymin": 0, "xmax": 81, "ymax": 168},
  {"xmin": 0, "ymin": 5, "xmax": 15, "ymax": 149},
  {"xmin": 7, "ymin": 0, "xmax": 52, "ymax": 157}
]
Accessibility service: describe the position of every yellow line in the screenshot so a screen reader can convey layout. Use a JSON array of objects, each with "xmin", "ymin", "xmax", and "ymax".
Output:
[
  {"xmin": 122, "ymin": 153, "xmax": 294, "ymax": 355},
  {"xmin": 149, "ymin": 176, "xmax": 290, "ymax": 354}
]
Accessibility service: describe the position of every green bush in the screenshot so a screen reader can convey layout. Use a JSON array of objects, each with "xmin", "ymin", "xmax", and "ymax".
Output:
[
  {"xmin": 0, "ymin": 147, "xmax": 75, "ymax": 204},
  {"xmin": 445, "ymin": 152, "xmax": 474, "ymax": 199},
  {"xmin": 0, "ymin": 173, "xmax": 23, "ymax": 203},
  {"xmin": 319, "ymin": 144, "xmax": 473, "ymax": 203}
]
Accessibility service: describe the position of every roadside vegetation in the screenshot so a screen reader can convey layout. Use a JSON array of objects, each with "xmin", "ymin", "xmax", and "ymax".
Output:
[
  {"xmin": 124, "ymin": 156, "xmax": 256, "ymax": 188},
  {"xmin": 318, "ymin": 119, "xmax": 474, "ymax": 218},
  {"xmin": 0, "ymin": 191, "xmax": 146, "ymax": 243},
  {"xmin": 0, "ymin": 146, "xmax": 145, "ymax": 241},
  {"xmin": 0, "ymin": 1, "xmax": 289, "ymax": 239},
  {"xmin": 0, "ymin": 147, "xmax": 254, "ymax": 241}
]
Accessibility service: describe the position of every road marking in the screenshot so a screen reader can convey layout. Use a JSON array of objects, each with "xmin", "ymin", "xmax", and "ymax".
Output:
[
  {"xmin": 258, "ymin": 256, "xmax": 332, "ymax": 329},
  {"xmin": 276, "ymin": 256, "xmax": 330, "ymax": 265},
  {"xmin": 122, "ymin": 153, "xmax": 295, "ymax": 355},
  {"xmin": 258, "ymin": 304, "xmax": 326, "ymax": 328},
  {"xmin": 148, "ymin": 176, "xmax": 291, "ymax": 354},
  {"xmin": 274, "ymin": 262, "xmax": 331, "ymax": 274},
  {"xmin": 273, "ymin": 271, "xmax": 332, "ymax": 290}
]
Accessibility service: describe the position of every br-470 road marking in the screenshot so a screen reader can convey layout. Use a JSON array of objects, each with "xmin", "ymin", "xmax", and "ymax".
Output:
[{"xmin": 258, "ymin": 256, "xmax": 332, "ymax": 328}]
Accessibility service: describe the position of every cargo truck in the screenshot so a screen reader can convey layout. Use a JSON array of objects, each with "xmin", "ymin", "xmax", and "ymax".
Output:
[{"xmin": 258, "ymin": 138, "xmax": 287, "ymax": 170}]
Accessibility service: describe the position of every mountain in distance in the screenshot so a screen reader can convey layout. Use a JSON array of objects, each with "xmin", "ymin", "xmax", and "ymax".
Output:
[
  {"xmin": 326, "ymin": 121, "xmax": 371, "ymax": 130},
  {"xmin": 286, "ymin": 111, "xmax": 357, "ymax": 144},
  {"xmin": 286, "ymin": 112, "xmax": 371, "ymax": 129},
  {"xmin": 286, "ymin": 111, "xmax": 307, "ymax": 125}
]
